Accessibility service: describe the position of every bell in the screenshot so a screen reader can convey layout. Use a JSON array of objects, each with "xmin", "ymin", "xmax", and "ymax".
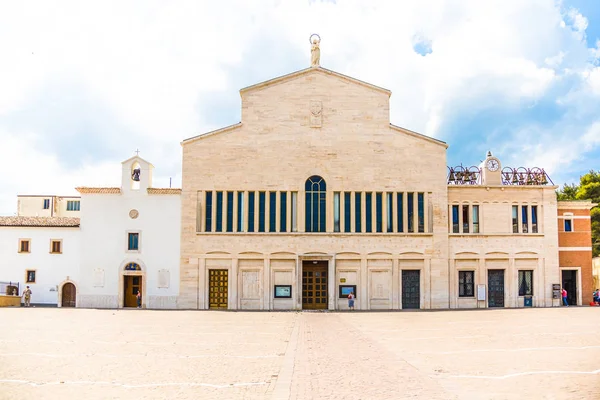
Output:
[
  {"xmin": 512, "ymin": 173, "xmax": 518, "ymax": 184},
  {"xmin": 448, "ymin": 171, "xmax": 456, "ymax": 182},
  {"xmin": 540, "ymin": 174, "xmax": 548, "ymax": 185}
]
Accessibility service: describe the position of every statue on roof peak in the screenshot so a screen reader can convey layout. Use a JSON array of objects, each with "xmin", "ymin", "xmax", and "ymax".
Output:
[{"xmin": 310, "ymin": 34, "xmax": 321, "ymax": 67}]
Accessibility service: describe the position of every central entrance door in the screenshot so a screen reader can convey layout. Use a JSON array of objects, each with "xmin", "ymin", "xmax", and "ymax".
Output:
[
  {"xmin": 61, "ymin": 282, "xmax": 76, "ymax": 307},
  {"xmin": 302, "ymin": 261, "xmax": 328, "ymax": 309},
  {"xmin": 488, "ymin": 270, "xmax": 505, "ymax": 308},
  {"xmin": 561, "ymin": 270, "xmax": 578, "ymax": 305},
  {"xmin": 124, "ymin": 276, "xmax": 142, "ymax": 308},
  {"xmin": 402, "ymin": 270, "xmax": 421, "ymax": 309},
  {"xmin": 209, "ymin": 269, "xmax": 228, "ymax": 309}
]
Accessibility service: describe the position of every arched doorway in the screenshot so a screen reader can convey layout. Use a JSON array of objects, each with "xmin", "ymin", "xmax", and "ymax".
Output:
[
  {"xmin": 123, "ymin": 262, "xmax": 143, "ymax": 308},
  {"xmin": 61, "ymin": 282, "xmax": 76, "ymax": 307}
]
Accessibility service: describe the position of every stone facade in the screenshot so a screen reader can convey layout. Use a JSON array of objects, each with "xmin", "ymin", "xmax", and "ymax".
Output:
[{"xmin": 179, "ymin": 66, "xmax": 577, "ymax": 310}]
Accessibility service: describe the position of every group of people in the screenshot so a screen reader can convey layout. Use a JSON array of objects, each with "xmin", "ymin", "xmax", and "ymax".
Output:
[{"xmin": 593, "ymin": 289, "xmax": 600, "ymax": 306}]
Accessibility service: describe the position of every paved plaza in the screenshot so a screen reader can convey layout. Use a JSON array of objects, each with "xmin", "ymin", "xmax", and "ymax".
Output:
[{"xmin": 0, "ymin": 308, "xmax": 599, "ymax": 399}]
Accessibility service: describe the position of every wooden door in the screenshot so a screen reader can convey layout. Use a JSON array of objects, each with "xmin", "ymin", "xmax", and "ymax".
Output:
[
  {"xmin": 209, "ymin": 269, "xmax": 228, "ymax": 309},
  {"xmin": 402, "ymin": 270, "xmax": 420, "ymax": 309},
  {"xmin": 302, "ymin": 262, "xmax": 328, "ymax": 310},
  {"xmin": 488, "ymin": 270, "xmax": 505, "ymax": 307},
  {"xmin": 124, "ymin": 276, "xmax": 142, "ymax": 308},
  {"xmin": 61, "ymin": 282, "xmax": 76, "ymax": 307}
]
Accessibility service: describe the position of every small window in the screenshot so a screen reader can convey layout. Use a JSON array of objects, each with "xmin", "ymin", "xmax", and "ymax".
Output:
[
  {"xmin": 291, "ymin": 192, "xmax": 298, "ymax": 232},
  {"xmin": 518, "ymin": 270, "xmax": 533, "ymax": 296},
  {"xmin": 258, "ymin": 192, "xmax": 266, "ymax": 232},
  {"xmin": 375, "ymin": 192, "xmax": 383, "ymax": 233},
  {"xmin": 512, "ymin": 205, "xmax": 518, "ymax": 233},
  {"xmin": 333, "ymin": 192, "xmax": 340, "ymax": 232},
  {"xmin": 522, "ymin": 206, "xmax": 528, "ymax": 233},
  {"xmin": 396, "ymin": 193, "xmax": 403, "ymax": 233},
  {"xmin": 280, "ymin": 192, "xmax": 287, "ymax": 232},
  {"xmin": 19, "ymin": 239, "xmax": 30, "ymax": 253},
  {"xmin": 226, "ymin": 192, "xmax": 234, "ymax": 233},
  {"xmin": 417, "ymin": 193, "xmax": 425, "ymax": 233},
  {"xmin": 407, "ymin": 193, "xmax": 414, "ymax": 233},
  {"xmin": 66, "ymin": 200, "xmax": 80, "ymax": 211},
  {"xmin": 248, "ymin": 192, "xmax": 256, "ymax": 232},
  {"xmin": 452, "ymin": 205, "xmax": 459, "ymax": 233},
  {"xmin": 237, "ymin": 192, "xmax": 244, "ymax": 232},
  {"xmin": 462, "ymin": 204, "xmax": 469, "ymax": 233},
  {"xmin": 205, "ymin": 192, "xmax": 213, "ymax": 232},
  {"xmin": 564, "ymin": 219, "xmax": 573, "ymax": 232},
  {"xmin": 26, "ymin": 270, "xmax": 36, "ymax": 283},
  {"xmin": 344, "ymin": 192, "xmax": 351, "ymax": 233},
  {"xmin": 355, "ymin": 192, "xmax": 362, "ymax": 233},
  {"xmin": 215, "ymin": 191, "xmax": 223, "ymax": 232},
  {"xmin": 50, "ymin": 240, "xmax": 62, "ymax": 254},
  {"xmin": 472, "ymin": 205, "xmax": 480, "ymax": 233},
  {"xmin": 458, "ymin": 271, "xmax": 474, "ymax": 297},
  {"xmin": 269, "ymin": 192, "xmax": 277, "ymax": 232},
  {"xmin": 43, "ymin": 199, "xmax": 50, "ymax": 209},
  {"xmin": 365, "ymin": 192, "xmax": 373, "ymax": 233},
  {"xmin": 128, "ymin": 232, "xmax": 139, "ymax": 251},
  {"xmin": 531, "ymin": 206, "xmax": 538, "ymax": 233},
  {"xmin": 386, "ymin": 192, "xmax": 393, "ymax": 233}
]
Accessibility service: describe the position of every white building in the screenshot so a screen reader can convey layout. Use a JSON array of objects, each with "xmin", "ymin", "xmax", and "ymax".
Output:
[
  {"xmin": 0, "ymin": 155, "xmax": 181, "ymax": 309},
  {"xmin": 75, "ymin": 155, "xmax": 181, "ymax": 309},
  {"xmin": 0, "ymin": 216, "xmax": 80, "ymax": 305}
]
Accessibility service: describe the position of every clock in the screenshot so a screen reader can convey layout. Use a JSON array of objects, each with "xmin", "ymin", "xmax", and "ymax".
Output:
[{"xmin": 486, "ymin": 159, "xmax": 500, "ymax": 172}]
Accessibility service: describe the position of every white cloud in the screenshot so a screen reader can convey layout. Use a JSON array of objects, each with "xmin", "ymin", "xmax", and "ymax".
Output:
[{"xmin": 0, "ymin": 0, "xmax": 599, "ymax": 214}]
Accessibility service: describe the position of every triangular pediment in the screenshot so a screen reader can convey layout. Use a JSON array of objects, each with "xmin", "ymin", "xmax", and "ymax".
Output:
[{"xmin": 239, "ymin": 66, "xmax": 391, "ymax": 96}]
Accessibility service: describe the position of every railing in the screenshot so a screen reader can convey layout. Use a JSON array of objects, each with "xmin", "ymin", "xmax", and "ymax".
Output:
[{"xmin": 0, "ymin": 281, "xmax": 20, "ymax": 296}]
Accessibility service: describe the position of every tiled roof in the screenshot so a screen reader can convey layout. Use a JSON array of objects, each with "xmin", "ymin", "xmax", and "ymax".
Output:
[
  {"xmin": 0, "ymin": 217, "xmax": 80, "ymax": 227},
  {"xmin": 75, "ymin": 187, "xmax": 121, "ymax": 194},
  {"xmin": 147, "ymin": 188, "xmax": 182, "ymax": 195}
]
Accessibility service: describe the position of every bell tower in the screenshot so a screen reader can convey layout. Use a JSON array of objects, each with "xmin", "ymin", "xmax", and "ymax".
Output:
[
  {"xmin": 480, "ymin": 151, "xmax": 502, "ymax": 186},
  {"xmin": 121, "ymin": 153, "xmax": 154, "ymax": 193}
]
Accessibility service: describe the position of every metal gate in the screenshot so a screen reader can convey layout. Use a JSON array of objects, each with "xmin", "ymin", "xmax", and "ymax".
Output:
[
  {"xmin": 209, "ymin": 269, "xmax": 228, "ymax": 309},
  {"xmin": 488, "ymin": 270, "xmax": 505, "ymax": 307},
  {"xmin": 302, "ymin": 262, "xmax": 328, "ymax": 310},
  {"xmin": 61, "ymin": 282, "xmax": 76, "ymax": 307},
  {"xmin": 402, "ymin": 270, "xmax": 420, "ymax": 309}
]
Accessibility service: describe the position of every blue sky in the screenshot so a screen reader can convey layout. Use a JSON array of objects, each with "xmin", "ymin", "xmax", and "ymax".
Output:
[{"xmin": 0, "ymin": 0, "xmax": 599, "ymax": 214}]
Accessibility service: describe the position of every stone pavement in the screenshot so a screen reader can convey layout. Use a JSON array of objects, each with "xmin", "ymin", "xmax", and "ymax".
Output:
[{"xmin": 0, "ymin": 308, "xmax": 598, "ymax": 399}]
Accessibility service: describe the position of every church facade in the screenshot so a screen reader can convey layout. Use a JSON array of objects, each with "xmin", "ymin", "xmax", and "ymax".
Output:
[{"xmin": 178, "ymin": 62, "xmax": 581, "ymax": 310}]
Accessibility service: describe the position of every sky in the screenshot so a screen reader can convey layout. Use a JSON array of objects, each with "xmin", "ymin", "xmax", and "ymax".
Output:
[{"xmin": 0, "ymin": 0, "xmax": 599, "ymax": 215}]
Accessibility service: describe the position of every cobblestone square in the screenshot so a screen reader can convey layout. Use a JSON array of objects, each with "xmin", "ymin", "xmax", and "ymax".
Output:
[{"xmin": 1, "ymin": 308, "xmax": 599, "ymax": 399}]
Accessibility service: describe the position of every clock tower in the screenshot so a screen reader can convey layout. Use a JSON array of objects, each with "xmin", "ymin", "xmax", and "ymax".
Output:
[{"xmin": 480, "ymin": 151, "xmax": 502, "ymax": 185}]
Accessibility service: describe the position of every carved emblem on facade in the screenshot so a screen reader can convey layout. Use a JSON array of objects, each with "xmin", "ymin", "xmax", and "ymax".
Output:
[
  {"xmin": 310, "ymin": 100, "xmax": 322, "ymax": 128},
  {"xmin": 129, "ymin": 209, "xmax": 139, "ymax": 219}
]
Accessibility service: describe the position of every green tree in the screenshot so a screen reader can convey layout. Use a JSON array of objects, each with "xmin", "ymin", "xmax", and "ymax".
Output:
[{"xmin": 558, "ymin": 170, "xmax": 600, "ymax": 257}]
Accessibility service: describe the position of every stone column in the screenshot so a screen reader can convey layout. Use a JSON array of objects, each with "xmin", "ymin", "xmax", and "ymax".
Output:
[
  {"xmin": 360, "ymin": 257, "xmax": 368, "ymax": 309},
  {"xmin": 198, "ymin": 257, "xmax": 206, "ymax": 310},
  {"xmin": 230, "ymin": 258, "xmax": 238, "ymax": 310},
  {"xmin": 328, "ymin": 256, "xmax": 335, "ymax": 310},
  {"xmin": 392, "ymin": 258, "xmax": 399, "ymax": 309}
]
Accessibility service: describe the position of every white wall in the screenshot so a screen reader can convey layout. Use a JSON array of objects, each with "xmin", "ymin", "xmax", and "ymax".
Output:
[
  {"xmin": 0, "ymin": 226, "xmax": 80, "ymax": 305},
  {"xmin": 78, "ymin": 189, "xmax": 181, "ymax": 309}
]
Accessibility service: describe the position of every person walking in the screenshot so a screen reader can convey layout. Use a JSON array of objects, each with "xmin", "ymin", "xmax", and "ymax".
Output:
[
  {"xmin": 22, "ymin": 286, "xmax": 32, "ymax": 307},
  {"xmin": 136, "ymin": 290, "xmax": 142, "ymax": 309},
  {"xmin": 562, "ymin": 287, "xmax": 569, "ymax": 307},
  {"xmin": 347, "ymin": 291, "xmax": 355, "ymax": 311}
]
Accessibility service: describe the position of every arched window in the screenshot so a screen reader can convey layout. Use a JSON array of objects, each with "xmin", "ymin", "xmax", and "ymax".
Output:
[
  {"xmin": 305, "ymin": 176, "xmax": 326, "ymax": 232},
  {"xmin": 125, "ymin": 262, "xmax": 141, "ymax": 271}
]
